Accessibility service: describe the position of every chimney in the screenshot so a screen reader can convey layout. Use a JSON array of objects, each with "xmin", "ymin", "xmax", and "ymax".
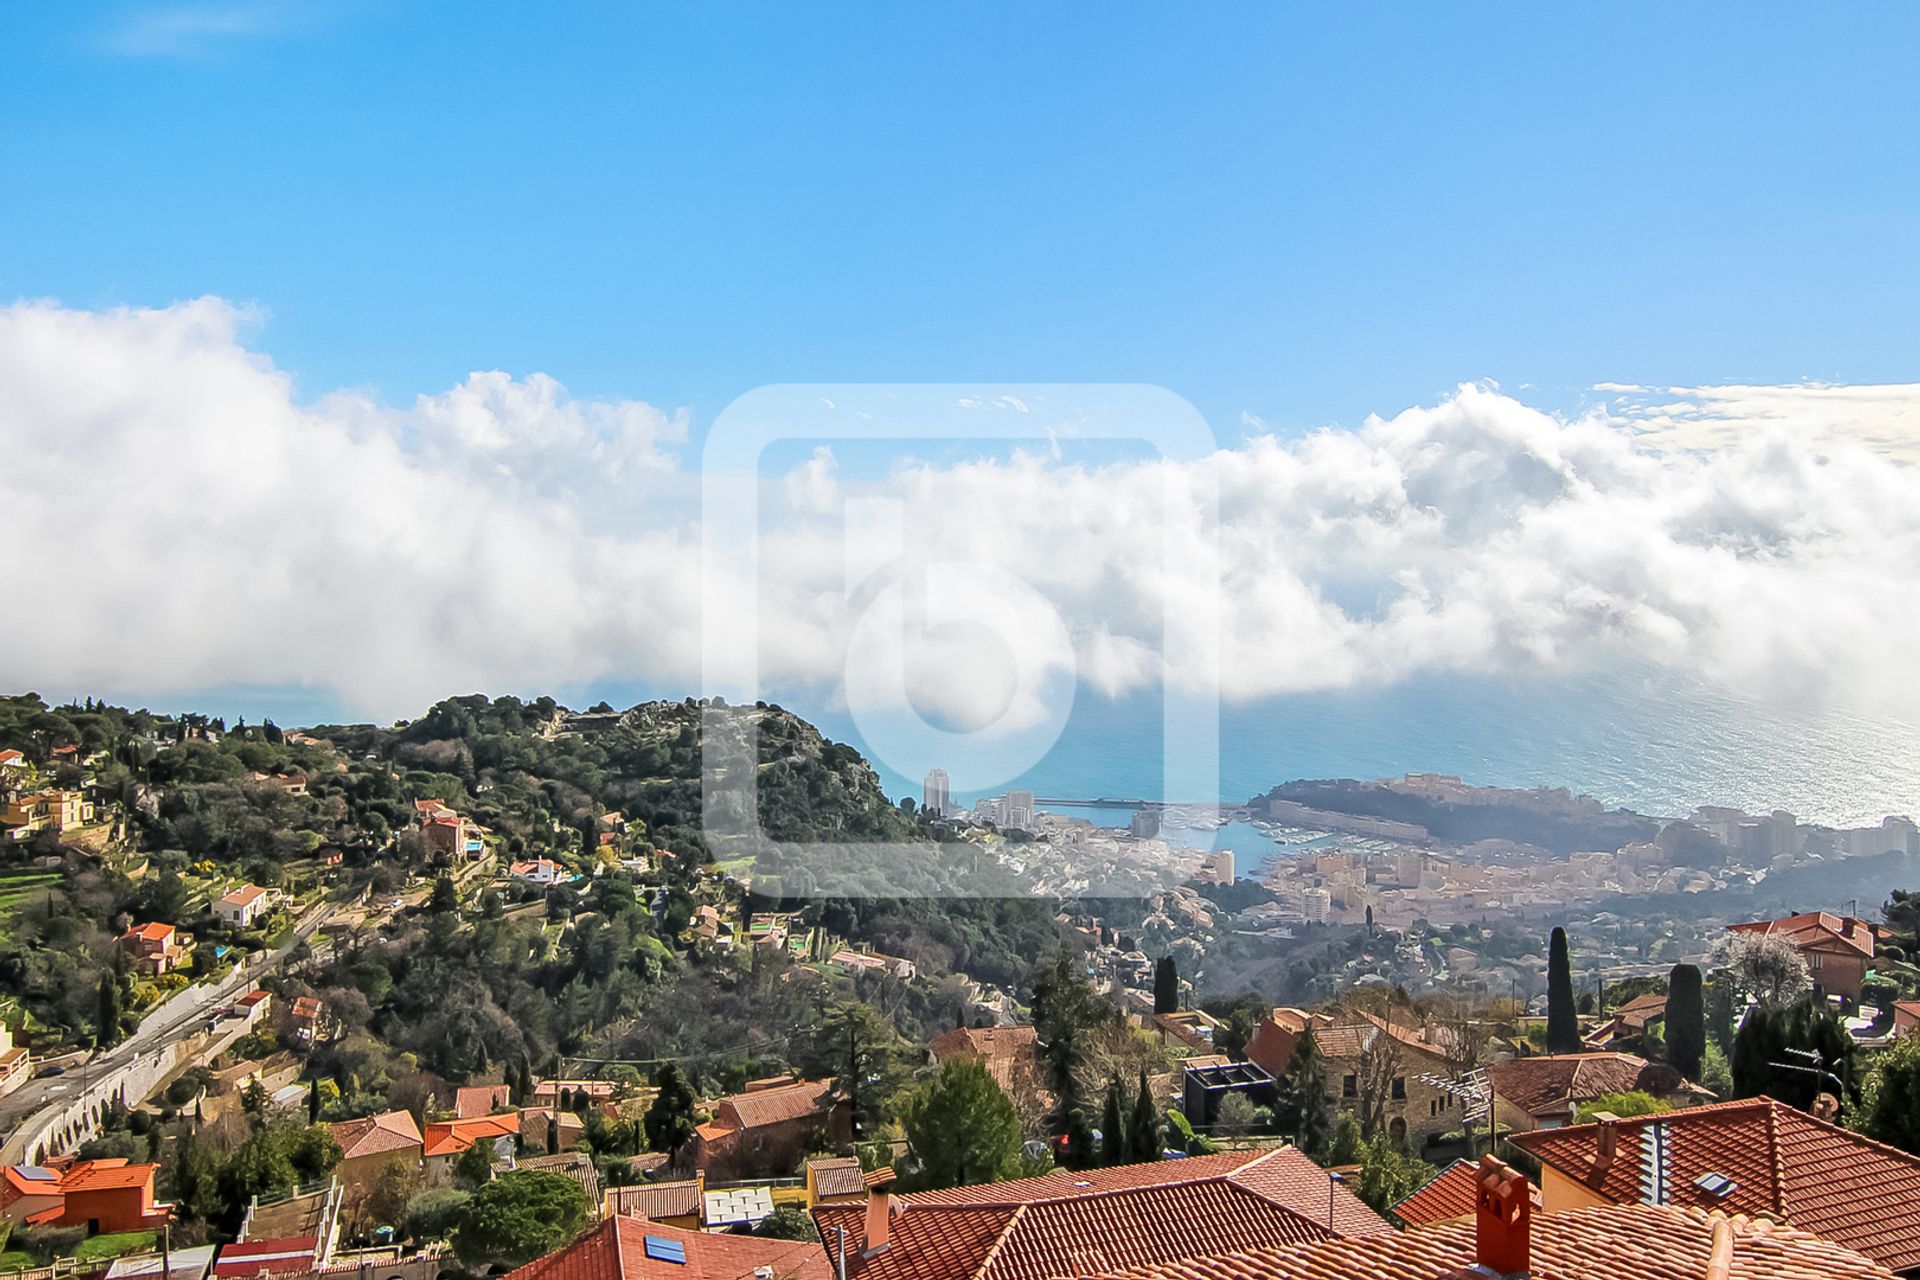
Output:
[
  {"xmin": 1475, "ymin": 1155, "xmax": 1531, "ymax": 1278},
  {"xmin": 862, "ymin": 1166, "xmax": 896, "ymax": 1255},
  {"xmin": 1843, "ymin": 917, "xmax": 1857, "ymax": 938},
  {"xmin": 1592, "ymin": 1109, "xmax": 1620, "ymax": 1169},
  {"xmin": 1810, "ymin": 1092, "xmax": 1841, "ymax": 1122}
]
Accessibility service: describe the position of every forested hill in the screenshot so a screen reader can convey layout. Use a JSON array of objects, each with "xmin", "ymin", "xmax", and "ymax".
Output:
[
  {"xmin": 310, "ymin": 693, "xmax": 925, "ymax": 866},
  {"xmin": 1259, "ymin": 777, "xmax": 1661, "ymax": 856}
]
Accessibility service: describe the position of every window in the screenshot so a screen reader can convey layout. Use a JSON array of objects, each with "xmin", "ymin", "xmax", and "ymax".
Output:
[
  {"xmin": 1429, "ymin": 1099, "xmax": 1438, "ymax": 1117},
  {"xmin": 1808, "ymin": 952, "xmax": 1824, "ymax": 970},
  {"xmin": 1391, "ymin": 1076, "xmax": 1406, "ymax": 1100},
  {"xmin": 1342, "ymin": 1074, "xmax": 1357, "ymax": 1098}
]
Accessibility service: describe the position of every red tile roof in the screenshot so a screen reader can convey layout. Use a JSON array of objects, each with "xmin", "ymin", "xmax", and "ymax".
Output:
[
  {"xmin": 604, "ymin": 1180, "xmax": 704, "ymax": 1221},
  {"xmin": 1489, "ymin": 1052, "xmax": 1693, "ymax": 1122},
  {"xmin": 1727, "ymin": 911, "xmax": 1875, "ymax": 959},
  {"xmin": 815, "ymin": 1150, "xmax": 1387, "ymax": 1280},
  {"xmin": 1094, "ymin": 1203, "xmax": 1893, "ymax": 1280},
  {"xmin": 1389, "ymin": 1159, "xmax": 1537, "ymax": 1228},
  {"xmin": 807, "ymin": 1157, "xmax": 866, "ymax": 1199},
  {"xmin": 220, "ymin": 885, "xmax": 269, "ymax": 907},
  {"xmin": 423, "ymin": 1113, "xmax": 521, "ymax": 1158},
  {"xmin": 1614, "ymin": 992, "xmax": 1669, "ymax": 1028},
  {"xmin": 124, "ymin": 922, "xmax": 176, "ymax": 943},
  {"xmin": 1508, "ymin": 1096, "xmax": 1920, "ymax": 1273},
  {"xmin": 330, "ymin": 1110, "xmax": 424, "ymax": 1161},
  {"xmin": 455, "ymin": 1084, "xmax": 515, "ymax": 1119},
  {"xmin": 711, "ymin": 1078, "xmax": 839, "ymax": 1131},
  {"xmin": 1310, "ymin": 1012, "xmax": 1452, "ymax": 1065},
  {"xmin": 59, "ymin": 1159, "xmax": 159, "ymax": 1193},
  {"xmin": 507, "ymin": 1215, "xmax": 829, "ymax": 1280},
  {"xmin": 212, "ymin": 1238, "xmax": 320, "ymax": 1278}
]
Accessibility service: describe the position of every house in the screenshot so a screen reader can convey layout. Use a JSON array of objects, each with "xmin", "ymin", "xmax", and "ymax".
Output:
[
  {"xmin": 1726, "ymin": 910, "xmax": 1876, "ymax": 1002},
  {"xmin": 0, "ymin": 749, "xmax": 26, "ymax": 770},
  {"xmin": 1488, "ymin": 1052, "xmax": 1708, "ymax": 1132},
  {"xmin": 518, "ymin": 1106, "xmax": 587, "ymax": 1154},
  {"xmin": 1244, "ymin": 1007, "xmax": 1332, "ymax": 1079},
  {"xmin": 454, "ymin": 1083, "xmax": 514, "ymax": 1119},
  {"xmin": 532, "ymin": 1078, "xmax": 619, "ymax": 1108},
  {"xmin": 1112, "ymin": 1157, "xmax": 1891, "ymax": 1280},
  {"xmin": 0, "ymin": 1160, "xmax": 171, "ymax": 1235},
  {"xmin": 1182, "ymin": 1061, "xmax": 1280, "ymax": 1131},
  {"xmin": 1389, "ymin": 1157, "xmax": 1538, "ymax": 1228},
  {"xmin": 3, "ymin": 790, "xmax": 95, "ymax": 839},
  {"xmin": 692, "ymin": 1078, "xmax": 849, "ymax": 1181},
  {"xmin": 1310, "ymin": 1011, "xmax": 1459, "ymax": 1150},
  {"xmin": 812, "ymin": 1149, "xmax": 1388, "ymax": 1280},
  {"xmin": 288, "ymin": 996, "xmax": 331, "ymax": 1043},
  {"xmin": 1149, "ymin": 1009, "xmax": 1223, "ymax": 1056},
  {"xmin": 1507, "ymin": 1096, "xmax": 1920, "ymax": 1275},
  {"xmin": 827, "ymin": 947, "xmax": 915, "ymax": 980},
  {"xmin": 0, "ymin": 1013, "xmax": 31, "ymax": 1099},
  {"xmin": 423, "ymin": 1113, "xmax": 521, "ymax": 1174},
  {"xmin": 504, "ymin": 1152, "xmax": 602, "ymax": 1217},
  {"xmin": 510, "ymin": 858, "xmax": 566, "ymax": 886},
  {"xmin": 804, "ymin": 1157, "xmax": 865, "ymax": 1209},
  {"xmin": 329, "ymin": 1110, "xmax": 424, "ymax": 1218},
  {"xmin": 210, "ymin": 1239, "xmax": 325, "ymax": 1280},
  {"xmin": 416, "ymin": 799, "xmax": 486, "ymax": 861},
  {"xmin": 504, "ymin": 1214, "xmax": 830, "ymax": 1280},
  {"xmin": 1894, "ymin": 999, "xmax": 1920, "ymax": 1036},
  {"xmin": 604, "ymin": 1176, "xmax": 706, "ymax": 1230},
  {"xmin": 926, "ymin": 1026, "xmax": 1047, "ymax": 1102},
  {"xmin": 231, "ymin": 990, "xmax": 272, "ymax": 1032},
  {"xmin": 120, "ymin": 922, "xmax": 189, "ymax": 975},
  {"xmin": 215, "ymin": 885, "xmax": 272, "ymax": 928}
]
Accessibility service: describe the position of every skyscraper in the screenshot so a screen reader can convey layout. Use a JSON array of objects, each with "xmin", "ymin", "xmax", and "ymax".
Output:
[{"xmin": 922, "ymin": 768, "xmax": 950, "ymax": 818}]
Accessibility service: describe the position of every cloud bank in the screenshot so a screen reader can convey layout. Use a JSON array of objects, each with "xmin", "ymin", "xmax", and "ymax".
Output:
[{"xmin": 3, "ymin": 297, "xmax": 1918, "ymax": 728}]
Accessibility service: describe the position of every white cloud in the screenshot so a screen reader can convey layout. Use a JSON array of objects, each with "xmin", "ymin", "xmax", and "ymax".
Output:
[
  {"xmin": 4, "ymin": 298, "xmax": 1920, "ymax": 729},
  {"xmin": 1607, "ymin": 381, "xmax": 1920, "ymax": 462}
]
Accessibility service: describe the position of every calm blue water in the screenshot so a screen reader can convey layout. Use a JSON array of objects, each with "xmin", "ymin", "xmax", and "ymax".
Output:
[{"xmin": 812, "ymin": 668, "xmax": 1920, "ymax": 831}]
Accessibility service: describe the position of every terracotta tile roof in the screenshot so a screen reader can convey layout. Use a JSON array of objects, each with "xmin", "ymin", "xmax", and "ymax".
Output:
[
  {"xmin": 815, "ymin": 1150, "xmax": 1388, "ymax": 1280},
  {"xmin": 59, "ymin": 1159, "xmax": 158, "ymax": 1193},
  {"xmin": 1508, "ymin": 1096, "xmax": 1920, "ymax": 1273},
  {"xmin": 125, "ymin": 922, "xmax": 176, "ymax": 943},
  {"xmin": 604, "ymin": 1179, "xmax": 704, "ymax": 1221},
  {"xmin": 220, "ymin": 885, "xmax": 269, "ymax": 907},
  {"xmin": 712, "ymin": 1078, "xmax": 839, "ymax": 1131},
  {"xmin": 1727, "ymin": 911, "xmax": 1875, "ymax": 959},
  {"xmin": 1094, "ymin": 1203, "xmax": 1894, "ymax": 1280},
  {"xmin": 423, "ymin": 1113, "xmax": 520, "ymax": 1157},
  {"xmin": 807, "ymin": 1157, "xmax": 866, "ymax": 1199},
  {"xmin": 1310, "ymin": 1012, "xmax": 1451, "ymax": 1065},
  {"xmin": 455, "ymin": 1084, "xmax": 514, "ymax": 1119},
  {"xmin": 331, "ymin": 1110, "xmax": 423, "ymax": 1161},
  {"xmin": 507, "ymin": 1215, "xmax": 830, "ymax": 1280},
  {"xmin": 928, "ymin": 1027, "xmax": 1047, "ymax": 1096},
  {"xmin": 1390, "ymin": 1159, "xmax": 1537, "ymax": 1228},
  {"xmin": 1489, "ymin": 1052, "xmax": 1691, "ymax": 1121},
  {"xmin": 1614, "ymin": 992, "xmax": 1669, "ymax": 1028}
]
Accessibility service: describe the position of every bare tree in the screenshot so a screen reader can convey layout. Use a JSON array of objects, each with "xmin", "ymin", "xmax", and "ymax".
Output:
[
  {"xmin": 1353, "ymin": 1022, "xmax": 1404, "ymax": 1140},
  {"xmin": 1711, "ymin": 932, "xmax": 1810, "ymax": 1008}
]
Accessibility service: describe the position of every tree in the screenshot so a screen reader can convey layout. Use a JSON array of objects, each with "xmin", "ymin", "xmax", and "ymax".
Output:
[
  {"xmin": 644, "ymin": 1064, "xmax": 697, "ymax": 1166},
  {"xmin": 1032, "ymin": 948, "xmax": 1101, "ymax": 1167},
  {"xmin": 451, "ymin": 1171, "xmax": 588, "ymax": 1267},
  {"xmin": 453, "ymin": 1140, "xmax": 495, "ymax": 1190},
  {"xmin": 1731, "ymin": 999, "xmax": 1854, "ymax": 1109},
  {"xmin": 1713, "ymin": 932, "xmax": 1811, "ymax": 1009},
  {"xmin": 901, "ymin": 1058, "xmax": 1024, "ymax": 1189},
  {"xmin": 1153, "ymin": 957, "xmax": 1178, "ymax": 1015},
  {"xmin": 1102, "ymin": 1077, "xmax": 1126, "ymax": 1164},
  {"xmin": 1214, "ymin": 1092, "xmax": 1261, "ymax": 1136},
  {"xmin": 403, "ymin": 1187, "xmax": 470, "ymax": 1242},
  {"xmin": 750, "ymin": 1204, "xmax": 818, "ymax": 1241},
  {"xmin": 1279, "ymin": 1028, "xmax": 1334, "ymax": 1158},
  {"xmin": 430, "ymin": 875, "xmax": 460, "ymax": 915},
  {"xmin": 1547, "ymin": 927, "xmax": 1580, "ymax": 1054},
  {"xmin": 1354, "ymin": 1135, "xmax": 1430, "ymax": 1214},
  {"xmin": 1572, "ymin": 1092, "xmax": 1670, "ymax": 1123},
  {"xmin": 96, "ymin": 973, "xmax": 123, "ymax": 1048},
  {"xmin": 307, "ymin": 1077, "xmax": 321, "ymax": 1125},
  {"xmin": 1354, "ymin": 1023, "xmax": 1403, "ymax": 1139},
  {"xmin": 1862, "ymin": 1032, "xmax": 1920, "ymax": 1156},
  {"xmin": 1666, "ymin": 964, "xmax": 1706, "ymax": 1081},
  {"xmin": 1127, "ymin": 1068, "xmax": 1159, "ymax": 1163}
]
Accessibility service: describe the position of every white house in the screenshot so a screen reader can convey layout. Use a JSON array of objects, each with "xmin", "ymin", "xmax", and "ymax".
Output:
[
  {"xmin": 510, "ymin": 858, "xmax": 566, "ymax": 886},
  {"xmin": 215, "ymin": 884, "xmax": 272, "ymax": 927}
]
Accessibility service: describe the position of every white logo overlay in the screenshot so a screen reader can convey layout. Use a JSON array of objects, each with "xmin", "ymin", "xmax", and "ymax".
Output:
[{"xmin": 701, "ymin": 385, "xmax": 1221, "ymax": 898}]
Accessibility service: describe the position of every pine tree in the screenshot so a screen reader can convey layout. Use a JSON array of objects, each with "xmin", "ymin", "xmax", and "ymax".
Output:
[
  {"xmin": 1153, "ymin": 957, "xmax": 1179, "ymax": 1015},
  {"xmin": 1666, "ymin": 963, "xmax": 1706, "ymax": 1081},
  {"xmin": 1547, "ymin": 927, "xmax": 1580, "ymax": 1054},
  {"xmin": 1282, "ymin": 1028, "xmax": 1334, "ymax": 1158},
  {"xmin": 308, "ymin": 1076, "xmax": 321, "ymax": 1123},
  {"xmin": 1102, "ymin": 1076, "xmax": 1126, "ymax": 1165},
  {"xmin": 1127, "ymin": 1067, "xmax": 1160, "ymax": 1162},
  {"xmin": 644, "ymin": 1063, "xmax": 698, "ymax": 1167}
]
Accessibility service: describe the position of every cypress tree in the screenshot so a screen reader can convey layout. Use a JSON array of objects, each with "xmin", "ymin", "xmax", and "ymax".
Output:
[
  {"xmin": 1667, "ymin": 963, "xmax": 1706, "ymax": 1081},
  {"xmin": 1283, "ymin": 1028, "xmax": 1334, "ymax": 1158},
  {"xmin": 1128, "ymin": 1067, "xmax": 1159, "ymax": 1162},
  {"xmin": 1547, "ymin": 927, "xmax": 1580, "ymax": 1053},
  {"xmin": 1153, "ymin": 957, "xmax": 1179, "ymax": 1015},
  {"xmin": 96, "ymin": 973, "xmax": 123, "ymax": 1048},
  {"xmin": 1102, "ymin": 1076, "xmax": 1126, "ymax": 1164}
]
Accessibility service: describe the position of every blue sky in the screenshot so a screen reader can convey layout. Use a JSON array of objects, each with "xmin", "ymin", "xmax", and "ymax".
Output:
[{"xmin": 4, "ymin": 3, "xmax": 1917, "ymax": 436}]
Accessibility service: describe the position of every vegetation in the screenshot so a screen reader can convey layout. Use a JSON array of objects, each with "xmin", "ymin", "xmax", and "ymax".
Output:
[
  {"xmin": 1730, "ymin": 999, "xmax": 1855, "ymax": 1110},
  {"xmin": 902, "ymin": 1057, "xmax": 1024, "ymax": 1188},
  {"xmin": 1665, "ymin": 963, "xmax": 1705, "ymax": 1081},
  {"xmin": 1572, "ymin": 1092, "xmax": 1671, "ymax": 1123},
  {"xmin": 1546, "ymin": 927, "xmax": 1579, "ymax": 1054},
  {"xmin": 451, "ymin": 1171, "xmax": 589, "ymax": 1267}
]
